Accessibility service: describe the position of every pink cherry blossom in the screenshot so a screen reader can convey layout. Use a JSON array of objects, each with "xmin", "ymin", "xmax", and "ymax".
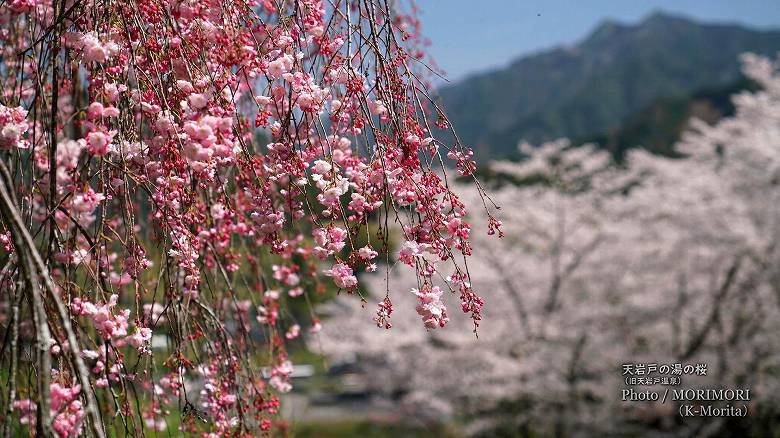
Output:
[
  {"xmin": 324, "ymin": 262, "xmax": 358, "ymax": 289},
  {"xmin": 0, "ymin": 1, "xmax": 489, "ymax": 435},
  {"xmin": 0, "ymin": 104, "xmax": 29, "ymax": 149}
]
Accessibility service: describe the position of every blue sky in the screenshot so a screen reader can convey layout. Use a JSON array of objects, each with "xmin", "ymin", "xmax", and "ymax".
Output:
[{"xmin": 414, "ymin": 0, "xmax": 780, "ymax": 82}]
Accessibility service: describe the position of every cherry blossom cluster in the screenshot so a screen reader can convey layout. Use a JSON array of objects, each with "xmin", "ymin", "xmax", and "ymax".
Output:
[
  {"xmin": 318, "ymin": 55, "xmax": 780, "ymax": 436},
  {"xmin": 0, "ymin": 0, "xmax": 492, "ymax": 435},
  {"xmin": 15, "ymin": 382, "xmax": 85, "ymax": 437},
  {"xmin": 0, "ymin": 104, "xmax": 30, "ymax": 149}
]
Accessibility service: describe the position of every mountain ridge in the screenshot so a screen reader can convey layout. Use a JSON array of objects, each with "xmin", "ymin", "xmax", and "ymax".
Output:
[{"xmin": 437, "ymin": 11, "xmax": 780, "ymax": 159}]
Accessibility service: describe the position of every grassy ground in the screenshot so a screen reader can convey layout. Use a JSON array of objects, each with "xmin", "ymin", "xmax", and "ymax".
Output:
[{"xmin": 291, "ymin": 420, "xmax": 461, "ymax": 438}]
